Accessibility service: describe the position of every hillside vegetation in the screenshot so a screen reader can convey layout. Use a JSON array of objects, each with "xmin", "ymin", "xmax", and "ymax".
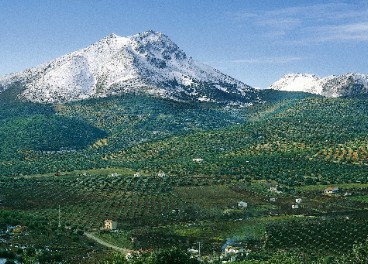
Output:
[
  {"xmin": 1, "ymin": 89, "xmax": 368, "ymax": 263},
  {"xmin": 1, "ymin": 88, "xmax": 367, "ymax": 186},
  {"xmin": 109, "ymin": 97, "xmax": 368, "ymax": 186}
]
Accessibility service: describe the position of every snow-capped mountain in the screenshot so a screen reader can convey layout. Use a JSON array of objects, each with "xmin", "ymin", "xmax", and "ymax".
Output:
[
  {"xmin": 0, "ymin": 30, "xmax": 258, "ymax": 104},
  {"xmin": 270, "ymin": 73, "xmax": 368, "ymax": 97}
]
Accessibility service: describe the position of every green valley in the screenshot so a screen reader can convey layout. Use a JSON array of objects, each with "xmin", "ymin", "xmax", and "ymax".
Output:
[{"xmin": 1, "ymin": 88, "xmax": 368, "ymax": 263}]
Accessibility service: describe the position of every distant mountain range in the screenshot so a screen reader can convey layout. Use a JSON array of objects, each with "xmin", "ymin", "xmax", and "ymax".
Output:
[
  {"xmin": 0, "ymin": 30, "xmax": 258, "ymax": 104},
  {"xmin": 1, "ymin": 30, "xmax": 367, "ymax": 104},
  {"xmin": 269, "ymin": 73, "xmax": 368, "ymax": 97}
]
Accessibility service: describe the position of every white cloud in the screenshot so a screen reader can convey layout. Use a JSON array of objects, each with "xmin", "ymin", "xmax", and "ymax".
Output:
[
  {"xmin": 230, "ymin": 2, "xmax": 368, "ymax": 43},
  {"xmin": 229, "ymin": 56, "xmax": 302, "ymax": 64},
  {"xmin": 312, "ymin": 22, "xmax": 368, "ymax": 41}
]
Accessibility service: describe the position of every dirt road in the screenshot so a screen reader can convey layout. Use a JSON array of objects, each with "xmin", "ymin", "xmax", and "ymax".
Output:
[{"xmin": 84, "ymin": 232, "xmax": 131, "ymax": 254}]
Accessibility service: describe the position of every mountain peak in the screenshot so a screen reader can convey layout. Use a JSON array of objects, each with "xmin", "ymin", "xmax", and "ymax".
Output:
[
  {"xmin": 270, "ymin": 72, "xmax": 368, "ymax": 97},
  {"xmin": 102, "ymin": 31, "xmax": 164, "ymax": 41},
  {"xmin": 129, "ymin": 30, "xmax": 168, "ymax": 42},
  {"xmin": 106, "ymin": 33, "xmax": 119, "ymax": 39},
  {"xmin": 0, "ymin": 31, "xmax": 258, "ymax": 104},
  {"xmin": 137, "ymin": 30, "xmax": 164, "ymax": 37}
]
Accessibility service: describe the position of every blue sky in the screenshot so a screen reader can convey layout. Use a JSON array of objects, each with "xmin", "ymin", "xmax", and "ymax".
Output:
[{"xmin": 0, "ymin": 0, "xmax": 367, "ymax": 88}]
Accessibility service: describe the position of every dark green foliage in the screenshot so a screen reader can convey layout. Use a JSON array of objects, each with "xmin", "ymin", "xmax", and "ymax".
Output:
[
  {"xmin": 0, "ymin": 83, "xmax": 107, "ymax": 162},
  {"xmin": 0, "ymin": 93, "xmax": 248, "ymax": 175},
  {"xmin": 0, "ymin": 210, "xmax": 43, "ymax": 229},
  {"xmin": 1, "ymin": 88, "xmax": 368, "ymax": 263},
  {"xmin": 236, "ymin": 239, "xmax": 368, "ymax": 263},
  {"xmin": 337, "ymin": 238, "xmax": 368, "ymax": 264},
  {"xmin": 0, "ymin": 115, "xmax": 106, "ymax": 156},
  {"xmin": 265, "ymin": 216, "xmax": 368, "ymax": 255},
  {"xmin": 0, "ymin": 82, "xmax": 26, "ymax": 103},
  {"xmin": 149, "ymin": 247, "xmax": 199, "ymax": 264},
  {"xmin": 258, "ymin": 89, "xmax": 320, "ymax": 103},
  {"xmin": 37, "ymin": 252, "xmax": 63, "ymax": 263},
  {"xmin": 105, "ymin": 247, "xmax": 199, "ymax": 264},
  {"xmin": 0, "ymin": 82, "xmax": 54, "ymax": 120},
  {"xmin": 108, "ymin": 98, "xmax": 368, "ymax": 186},
  {"xmin": 0, "ymin": 249, "xmax": 16, "ymax": 259},
  {"xmin": 0, "ymin": 102, "xmax": 54, "ymax": 121},
  {"xmin": 1, "ymin": 91, "xmax": 368, "ymax": 184}
]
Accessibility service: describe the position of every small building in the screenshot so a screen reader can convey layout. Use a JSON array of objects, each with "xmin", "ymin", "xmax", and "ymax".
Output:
[
  {"xmin": 187, "ymin": 248, "xmax": 199, "ymax": 258},
  {"xmin": 269, "ymin": 186, "xmax": 278, "ymax": 192},
  {"xmin": 269, "ymin": 197, "xmax": 276, "ymax": 202},
  {"xmin": 291, "ymin": 204, "xmax": 299, "ymax": 209},
  {"xmin": 188, "ymin": 248, "xmax": 199, "ymax": 254},
  {"xmin": 192, "ymin": 158, "xmax": 203, "ymax": 163},
  {"xmin": 295, "ymin": 198, "xmax": 302, "ymax": 204},
  {"xmin": 269, "ymin": 186, "xmax": 282, "ymax": 194},
  {"xmin": 104, "ymin": 219, "xmax": 117, "ymax": 230},
  {"xmin": 6, "ymin": 225, "xmax": 25, "ymax": 234},
  {"xmin": 324, "ymin": 187, "xmax": 339, "ymax": 195},
  {"xmin": 221, "ymin": 245, "xmax": 249, "ymax": 262},
  {"xmin": 238, "ymin": 201, "xmax": 248, "ymax": 209},
  {"xmin": 224, "ymin": 245, "xmax": 245, "ymax": 255}
]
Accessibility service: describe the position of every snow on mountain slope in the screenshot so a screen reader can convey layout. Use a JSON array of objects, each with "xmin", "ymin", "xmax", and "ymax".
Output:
[
  {"xmin": 0, "ymin": 31, "xmax": 258, "ymax": 104},
  {"xmin": 270, "ymin": 73, "xmax": 368, "ymax": 97},
  {"xmin": 269, "ymin": 74, "xmax": 322, "ymax": 94}
]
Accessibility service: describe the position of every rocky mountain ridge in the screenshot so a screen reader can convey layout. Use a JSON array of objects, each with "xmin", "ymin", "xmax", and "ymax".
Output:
[
  {"xmin": 0, "ymin": 31, "xmax": 258, "ymax": 104},
  {"xmin": 270, "ymin": 73, "xmax": 368, "ymax": 97}
]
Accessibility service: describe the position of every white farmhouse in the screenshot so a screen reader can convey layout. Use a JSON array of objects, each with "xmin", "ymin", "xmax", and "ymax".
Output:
[{"xmin": 238, "ymin": 201, "xmax": 248, "ymax": 209}]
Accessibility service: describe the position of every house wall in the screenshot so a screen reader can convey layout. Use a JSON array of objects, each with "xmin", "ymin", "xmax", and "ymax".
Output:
[{"xmin": 104, "ymin": 220, "xmax": 117, "ymax": 230}]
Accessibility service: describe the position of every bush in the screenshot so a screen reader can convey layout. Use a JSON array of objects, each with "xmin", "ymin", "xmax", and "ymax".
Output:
[{"xmin": 104, "ymin": 247, "xmax": 199, "ymax": 264}]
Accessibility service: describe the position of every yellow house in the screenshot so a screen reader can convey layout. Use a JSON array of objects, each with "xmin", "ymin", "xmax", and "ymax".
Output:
[{"xmin": 104, "ymin": 219, "xmax": 117, "ymax": 230}]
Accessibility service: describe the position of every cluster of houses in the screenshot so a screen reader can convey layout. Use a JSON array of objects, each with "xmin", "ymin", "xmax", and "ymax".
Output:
[
  {"xmin": 187, "ymin": 240, "xmax": 251, "ymax": 263},
  {"xmin": 99, "ymin": 183, "xmax": 353, "ymax": 263},
  {"xmin": 267, "ymin": 184, "xmax": 351, "ymax": 212},
  {"xmin": 324, "ymin": 186, "xmax": 352, "ymax": 197},
  {"xmin": 268, "ymin": 185, "xmax": 302, "ymax": 209}
]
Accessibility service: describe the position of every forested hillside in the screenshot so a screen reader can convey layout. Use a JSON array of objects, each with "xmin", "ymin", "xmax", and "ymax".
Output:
[
  {"xmin": 1, "ymin": 88, "xmax": 368, "ymax": 263},
  {"xmin": 109, "ymin": 97, "xmax": 368, "ymax": 185},
  {"xmin": 0, "ymin": 89, "xmax": 249, "ymax": 175},
  {"xmin": 1, "ymin": 87, "xmax": 367, "ymax": 188}
]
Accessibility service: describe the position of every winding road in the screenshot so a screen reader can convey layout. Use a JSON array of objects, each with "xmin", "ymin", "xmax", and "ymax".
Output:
[{"xmin": 84, "ymin": 232, "xmax": 132, "ymax": 254}]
